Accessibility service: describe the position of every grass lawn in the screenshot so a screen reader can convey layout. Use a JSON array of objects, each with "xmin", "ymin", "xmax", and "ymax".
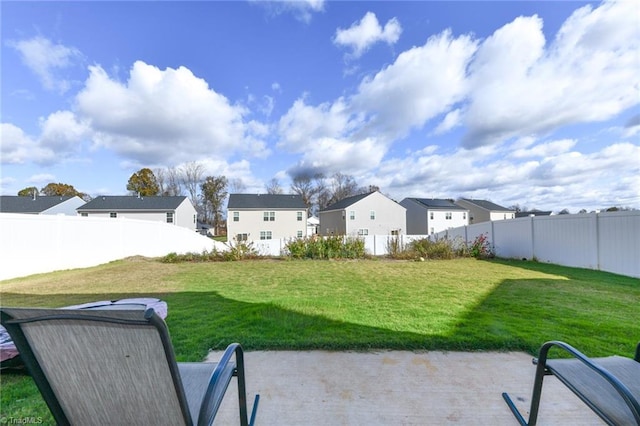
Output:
[{"xmin": 1, "ymin": 257, "xmax": 638, "ymax": 421}]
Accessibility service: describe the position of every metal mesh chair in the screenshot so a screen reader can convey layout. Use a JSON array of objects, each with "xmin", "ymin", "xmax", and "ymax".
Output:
[
  {"xmin": 503, "ymin": 340, "xmax": 640, "ymax": 425},
  {"xmin": 0, "ymin": 307, "xmax": 259, "ymax": 426}
]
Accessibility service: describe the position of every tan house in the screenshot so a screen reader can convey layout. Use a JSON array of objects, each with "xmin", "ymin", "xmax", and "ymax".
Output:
[
  {"xmin": 226, "ymin": 194, "xmax": 308, "ymax": 243},
  {"xmin": 319, "ymin": 191, "xmax": 406, "ymax": 236},
  {"xmin": 455, "ymin": 198, "xmax": 515, "ymax": 224}
]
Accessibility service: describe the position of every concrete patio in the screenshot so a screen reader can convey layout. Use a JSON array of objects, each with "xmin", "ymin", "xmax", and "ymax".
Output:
[{"xmin": 209, "ymin": 350, "xmax": 604, "ymax": 425}]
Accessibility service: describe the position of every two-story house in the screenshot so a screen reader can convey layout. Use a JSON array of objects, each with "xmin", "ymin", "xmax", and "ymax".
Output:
[
  {"xmin": 0, "ymin": 195, "xmax": 86, "ymax": 216},
  {"xmin": 400, "ymin": 198, "xmax": 469, "ymax": 234},
  {"xmin": 319, "ymin": 191, "xmax": 406, "ymax": 236},
  {"xmin": 76, "ymin": 195, "xmax": 197, "ymax": 230},
  {"xmin": 227, "ymin": 194, "xmax": 308, "ymax": 242},
  {"xmin": 455, "ymin": 198, "xmax": 515, "ymax": 223}
]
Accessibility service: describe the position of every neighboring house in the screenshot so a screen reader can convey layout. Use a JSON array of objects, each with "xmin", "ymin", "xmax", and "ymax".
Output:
[
  {"xmin": 0, "ymin": 195, "xmax": 85, "ymax": 216},
  {"xmin": 400, "ymin": 198, "xmax": 469, "ymax": 235},
  {"xmin": 515, "ymin": 209, "xmax": 553, "ymax": 218},
  {"xmin": 307, "ymin": 216, "xmax": 319, "ymax": 236},
  {"xmin": 455, "ymin": 198, "xmax": 515, "ymax": 223},
  {"xmin": 319, "ymin": 191, "xmax": 406, "ymax": 236},
  {"xmin": 227, "ymin": 193, "xmax": 308, "ymax": 242},
  {"xmin": 77, "ymin": 195, "xmax": 197, "ymax": 230}
]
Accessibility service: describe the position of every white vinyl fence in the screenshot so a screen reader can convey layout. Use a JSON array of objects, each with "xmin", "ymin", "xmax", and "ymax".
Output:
[
  {"xmin": 0, "ymin": 213, "xmax": 223, "ymax": 281},
  {"xmin": 2, "ymin": 211, "xmax": 638, "ymax": 280},
  {"xmin": 434, "ymin": 211, "xmax": 640, "ymax": 279}
]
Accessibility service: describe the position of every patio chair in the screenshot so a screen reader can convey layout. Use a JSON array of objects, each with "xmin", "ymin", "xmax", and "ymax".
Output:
[
  {"xmin": 0, "ymin": 307, "xmax": 259, "ymax": 426},
  {"xmin": 502, "ymin": 340, "xmax": 640, "ymax": 425}
]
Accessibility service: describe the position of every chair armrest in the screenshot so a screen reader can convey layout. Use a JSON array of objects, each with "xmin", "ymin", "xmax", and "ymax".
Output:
[
  {"xmin": 197, "ymin": 343, "xmax": 251, "ymax": 426},
  {"xmin": 539, "ymin": 341, "xmax": 640, "ymax": 424}
]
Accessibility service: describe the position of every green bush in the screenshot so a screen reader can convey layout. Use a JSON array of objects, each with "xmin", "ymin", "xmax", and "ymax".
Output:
[{"xmin": 283, "ymin": 235, "xmax": 366, "ymax": 259}]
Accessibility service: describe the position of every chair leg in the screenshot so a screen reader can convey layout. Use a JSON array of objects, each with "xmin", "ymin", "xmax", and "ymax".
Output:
[
  {"xmin": 503, "ymin": 344, "xmax": 554, "ymax": 426},
  {"xmin": 233, "ymin": 347, "xmax": 250, "ymax": 426}
]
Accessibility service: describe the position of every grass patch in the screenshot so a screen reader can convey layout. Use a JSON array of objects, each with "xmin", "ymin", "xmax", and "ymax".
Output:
[{"xmin": 1, "ymin": 257, "xmax": 638, "ymax": 422}]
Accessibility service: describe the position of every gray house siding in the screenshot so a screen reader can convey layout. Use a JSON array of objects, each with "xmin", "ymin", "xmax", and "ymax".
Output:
[{"xmin": 320, "ymin": 192, "xmax": 406, "ymax": 236}]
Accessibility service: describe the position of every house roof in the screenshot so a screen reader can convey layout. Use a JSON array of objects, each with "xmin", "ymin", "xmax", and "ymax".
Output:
[
  {"xmin": 457, "ymin": 198, "xmax": 513, "ymax": 212},
  {"xmin": 227, "ymin": 194, "xmax": 306, "ymax": 210},
  {"xmin": 77, "ymin": 196, "xmax": 188, "ymax": 211},
  {"xmin": 0, "ymin": 196, "xmax": 78, "ymax": 213},
  {"xmin": 321, "ymin": 192, "xmax": 373, "ymax": 212},
  {"xmin": 515, "ymin": 210, "xmax": 553, "ymax": 218},
  {"xmin": 405, "ymin": 198, "xmax": 467, "ymax": 211}
]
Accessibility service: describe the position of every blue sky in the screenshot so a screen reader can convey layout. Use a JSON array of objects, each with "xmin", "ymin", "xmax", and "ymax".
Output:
[{"xmin": 2, "ymin": 0, "xmax": 639, "ymax": 212}]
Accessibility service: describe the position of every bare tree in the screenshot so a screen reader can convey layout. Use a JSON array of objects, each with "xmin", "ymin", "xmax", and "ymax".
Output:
[
  {"xmin": 290, "ymin": 173, "xmax": 324, "ymax": 216},
  {"xmin": 155, "ymin": 167, "xmax": 183, "ymax": 196},
  {"xmin": 265, "ymin": 178, "xmax": 284, "ymax": 194},
  {"xmin": 228, "ymin": 178, "xmax": 246, "ymax": 194},
  {"xmin": 329, "ymin": 172, "xmax": 359, "ymax": 204},
  {"xmin": 165, "ymin": 167, "xmax": 183, "ymax": 196},
  {"xmin": 180, "ymin": 162, "xmax": 205, "ymax": 219}
]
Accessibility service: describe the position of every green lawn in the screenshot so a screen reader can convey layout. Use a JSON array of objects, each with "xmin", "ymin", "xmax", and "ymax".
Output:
[{"xmin": 1, "ymin": 257, "xmax": 638, "ymax": 422}]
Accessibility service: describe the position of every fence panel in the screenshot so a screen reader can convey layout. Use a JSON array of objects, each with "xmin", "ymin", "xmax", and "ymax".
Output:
[{"xmin": 597, "ymin": 211, "xmax": 640, "ymax": 278}]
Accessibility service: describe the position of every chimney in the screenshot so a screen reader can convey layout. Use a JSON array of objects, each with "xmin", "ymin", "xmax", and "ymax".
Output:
[{"xmin": 32, "ymin": 189, "xmax": 37, "ymax": 201}]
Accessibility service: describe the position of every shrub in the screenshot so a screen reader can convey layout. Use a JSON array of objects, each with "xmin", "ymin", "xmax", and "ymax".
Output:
[
  {"xmin": 409, "ymin": 237, "xmax": 456, "ymax": 260},
  {"xmin": 468, "ymin": 233, "xmax": 494, "ymax": 259},
  {"xmin": 283, "ymin": 235, "xmax": 366, "ymax": 260}
]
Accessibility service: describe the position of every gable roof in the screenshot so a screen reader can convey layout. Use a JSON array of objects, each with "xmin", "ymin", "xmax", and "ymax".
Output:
[
  {"xmin": 0, "ymin": 196, "xmax": 78, "ymax": 213},
  {"xmin": 457, "ymin": 198, "xmax": 513, "ymax": 212},
  {"xmin": 227, "ymin": 194, "xmax": 306, "ymax": 210},
  {"xmin": 321, "ymin": 192, "xmax": 374, "ymax": 212},
  {"xmin": 405, "ymin": 198, "xmax": 467, "ymax": 211},
  {"xmin": 77, "ymin": 196, "xmax": 188, "ymax": 211}
]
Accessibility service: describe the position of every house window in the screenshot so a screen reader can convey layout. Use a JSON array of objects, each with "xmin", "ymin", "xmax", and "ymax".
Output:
[
  {"xmin": 446, "ymin": 212, "xmax": 452, "ymax": 220},
  {"xmin": 430, "ymin": 212, "xmax": 434, "ymax": 220},
  {"xmin": 297, "ymin": 230, "xmax": 303, "ymax": 238},
  {"xmin": 391, "ymin": 229, "xmax": 399, "ymax": 236},
  {"xmin": 110, "ymin": 212, "xmax": 117, "ymax": 218},
  {"xmin": 504, "ymin": 214, "xmax": 507, "ymax": 219},
  {"xmin": 236, "ymin": 233, "xmax": 248, "ymax": 242},
  {"xmin": 349, "ymin": 211, "xmax": 356, "ymax": 220},
  {"xmin": 463, "ymin": 212, "xmax": 466, "ymax": 220},
  {"xmin": 357, "ymin": 229, "xmax": 369, "ymax": 236},
  {"xmin": 430, "ymin": 227, "xmax": 435, "ymax": 234},
  {"xmin": 166, "ymin": 212, "xmax": 174, "ymax": 223},
  {"xmin": 370, "ymin": 211, "xmax": 376, "ymax": 220},
  {"xmin": 233, "ymin": 212, "xmax": 240, "ymax": 222},
  {"xmin": 80, "ymin": 212, "xmax": 88, "ymax": 217},
  {"xmin": 264, "ymin": 211, "xmax": 275, "ymax": 222},
  {"xmin": 193, "ymin": 215, "xmax": 196, "ymax": 224},
  {"xmin": 297, "ymin": 212, "xmax": 303, "ymax": 221},
  {"xmin": 260, "ymin": 231, "xmax": 272, "ymax": 240}
]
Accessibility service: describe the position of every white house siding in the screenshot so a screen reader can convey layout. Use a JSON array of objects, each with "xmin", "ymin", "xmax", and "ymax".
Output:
[
  {"xmin": 174, "ymin": 199, "xmax": 198, "ymax": 230},
  {"xmin": 43, "ymin": 197, "xmax": 86, "ymax": 215},
  {"xmin": 227, "ymin": 209, "xmax": 307, "ymax": 242},
  {"xmin": 490, "ymin": 211, "xmax": 515, "ymax": 221},
  {"xmin": 428, "ymin": 211, "xmax": 467, "ymax": 234},
  {"xmin": 321, "ymin": 192, "xmax": 406, "ymax": 237}
]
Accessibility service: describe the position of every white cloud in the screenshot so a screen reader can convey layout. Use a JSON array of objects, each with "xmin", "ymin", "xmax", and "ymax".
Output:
[
  {"xmin": 463, "ymin": 0, "xmax": 640, "ymax": 147},
  {"xmin": 39, "ymin": 111, "xmax": 90, "ymax": 152},
  {"xmin": 28, "ymin": 173, "xmax": 56, "ymax": 185},
  {"xmin": 76, "ymin": 61, "xmax": 269, "ymax": 164},
  {"xmin": 253, "ymin": 0, "xmax": 325, "ymax": 23},
  {"xmin": 6, "ymin": 36, "xmax": 81, "ymax": 93},
  {"xmin": 0, "ymin": 123, "xmax": 54, "ymax": 164},
  {"xmin": 333, "ymin": 12, "xmax": 402, "ymax": 58}
]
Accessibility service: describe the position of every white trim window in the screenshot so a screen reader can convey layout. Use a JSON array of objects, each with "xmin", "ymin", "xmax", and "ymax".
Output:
[
  {"xmin": 349, "ymin": 211, "xmax": 356, "ymax": 220},
  {"xmin": 236, "ymin": 233, "xmax": 248, "ymax": 242},
  {"xmin": 297, "ymin": 212, "xmax": 303, "ymax": 221},
  {"xmin": 110, "ymin": 212, "xmax": 117, "ymax": 218},
  {"xmin": 260, "ymin": 231, "xmax": 272, "ymax": 240},
  {"xmin": 264, "ymin": 211, "xmax": 275, "ymax": 222},
  {"xmin": 166, "ymin": 212, "xmax": 174, "ymax": 223},
  {"xmin": 370, "ymin": 210, "xmax": 376, "ymax": 220},
  {"xmin": 233, "ymin": 211, "xmax": 240, "ymax": 222},
  {"xmin": 446, "ymin": 212, "xmax": 452, "ymax": 220},
  {"xmin": 357, "ymin": 228, "xmax": 369, "ymax": 236}
]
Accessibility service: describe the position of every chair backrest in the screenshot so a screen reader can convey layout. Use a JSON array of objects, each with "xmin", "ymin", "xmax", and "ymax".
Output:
[{"xmin": 0, "ymin": 307, "xmax": 192, "ymax": 426}]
